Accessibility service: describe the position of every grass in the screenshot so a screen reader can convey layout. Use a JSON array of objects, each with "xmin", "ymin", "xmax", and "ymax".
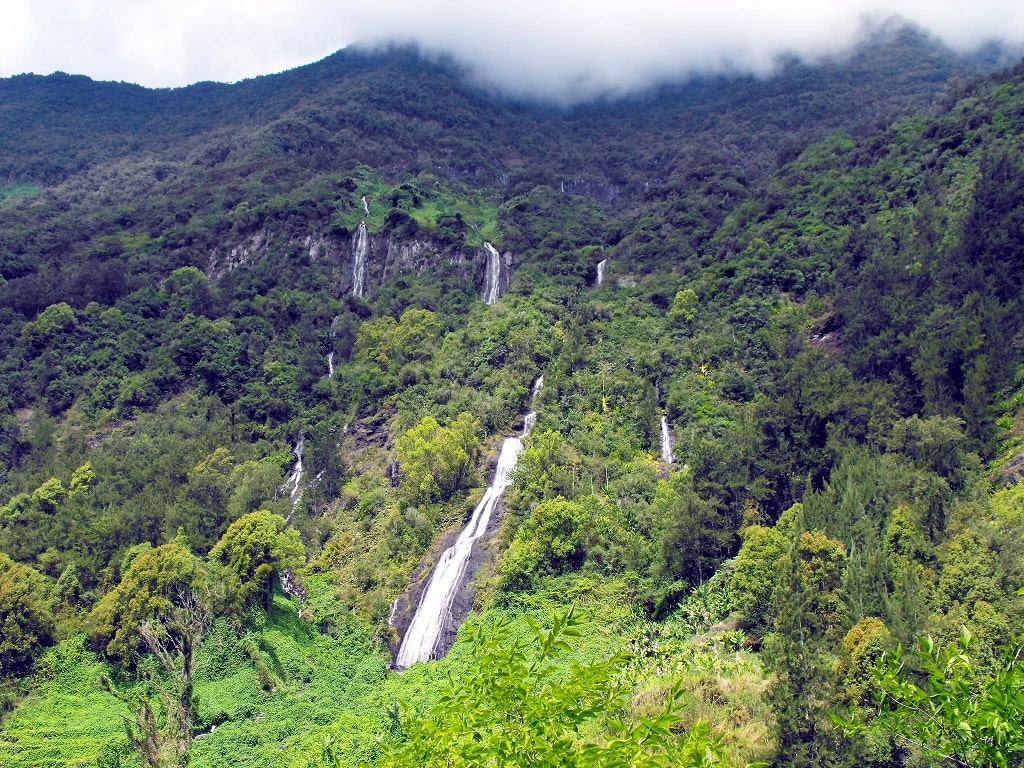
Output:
[
  {"xmin": 0, "ymin": 183, "xmax": 41, "ymax": 203},
  {"xmin": 0, "ymin": 639, "xmax": 130, "ymax": 768},
  {"xmin": 0, "ymin": 569, "xmax": 773, "ymax": 768},
  {"xmin": 329, "ymin": 167, "xmax": 500, "ymax": 247}
]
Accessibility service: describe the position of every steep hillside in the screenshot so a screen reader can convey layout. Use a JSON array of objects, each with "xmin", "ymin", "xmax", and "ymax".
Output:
[{"xmin": 1, "ymin": 24, "xmax": 1023, "ymax": 768}]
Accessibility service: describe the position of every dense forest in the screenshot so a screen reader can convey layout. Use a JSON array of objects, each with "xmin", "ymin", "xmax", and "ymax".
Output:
[{"xmin": 1, "ymin": 19, "xmax": 1023, "ymax": 768}]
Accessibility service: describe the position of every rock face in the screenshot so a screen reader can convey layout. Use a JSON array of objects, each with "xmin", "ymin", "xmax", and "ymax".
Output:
[{"xmin": 205, "ymin": 227, "xmax": 509, "ymax": 301}]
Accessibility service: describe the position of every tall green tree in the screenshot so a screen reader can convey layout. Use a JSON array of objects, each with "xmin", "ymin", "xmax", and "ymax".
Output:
[
  {"xmin": 207, "ymin": 509, "xmax": 303, "ymax": 611},
  {"xmin": 394, "ymin": 412, "xmax": 481, "ymax": 502},
  {"xmin": 0, "ymin": 553, "xmax": 54, "ymax": 677},
  {"xmin": 87, "ymin": 538, "xmax": 204, "ymax": 663}
]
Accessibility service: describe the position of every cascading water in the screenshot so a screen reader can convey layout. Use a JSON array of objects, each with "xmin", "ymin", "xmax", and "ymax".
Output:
[
  {"xmin": 482, "ymin": 242, "xmax": 502, "ymax": 304},
  {"xmin": 394, "ymin": 376, "xmax": 544, "ymax": 669},
  {"xmin": 361, "ymin": 195, "xmax": 370, "ymax": 216},
  {"xmin": 352, "ymin": 222, "xmax": 368, "ymax": 298},
  {"xmin": 596, "ymin": 259, "xmax": 608, "ymax": 287},
  {"xmin": 279, "ymin": 437, "xmax": 307, "ymax": 610},
  {"xmin": 327, "ymin": 314, "xmax": 342, "ymax": 378},
  {"xmin": 660, "ymin": 416, "xmax": 674, "ymax": 464},
  {"xmin": 281, "ymin": 436, "xmax": 305, "ymax": 523}
]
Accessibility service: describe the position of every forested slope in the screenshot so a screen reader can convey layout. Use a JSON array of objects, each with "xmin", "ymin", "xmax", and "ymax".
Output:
[{"xmin": 0, "ymin": 24, "xmax": 1022, "ymax": 768}]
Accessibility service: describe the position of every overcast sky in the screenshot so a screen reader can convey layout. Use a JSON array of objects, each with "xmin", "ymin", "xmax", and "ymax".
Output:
[{"xmin": 3, "ymin": 1, "xmax": 1023, "ymax": 102}]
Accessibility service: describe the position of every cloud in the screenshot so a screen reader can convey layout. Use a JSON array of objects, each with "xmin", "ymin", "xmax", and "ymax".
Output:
[
  {"xmin": 1, "ymin": 1, "xmax": 1023, "ymax": 101},
  {"xmin": 341, "ymin": 0, "xmax": 1024, "ymax": 102}
]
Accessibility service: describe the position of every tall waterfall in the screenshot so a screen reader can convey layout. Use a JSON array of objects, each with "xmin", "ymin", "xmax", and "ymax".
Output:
[
  {"xmin": 394, "ymin": 376, "xmax": 544, "ymax": 669},
  {"xmin": 660, "ymin": 416, "xmax": 674, "ymax": 464},
  {"xmin": 281, "ymin": 436, "xmax": 305, "ymax": 522},
  {"xmin": 482, "ymin": 242, "xmax": 502, "ymax": 304},
  {"xmin": 596, "ymin": 259, "xmax": 608, "ymax": 287},
  {"xmin": 276, "ymin": 437, "xmax": 308, "ymax": 609},
  {"xmin": 352, "ymin": 222, "xmax": 368, "ymax": 298}
]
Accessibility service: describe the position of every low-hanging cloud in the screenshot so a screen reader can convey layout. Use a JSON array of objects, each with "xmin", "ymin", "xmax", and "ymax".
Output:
[{"xmin": 2, "ymin": 1, "xmax": 1023, "ymax": 102}]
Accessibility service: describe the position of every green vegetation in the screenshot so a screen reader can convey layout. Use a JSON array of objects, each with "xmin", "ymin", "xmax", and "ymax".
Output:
[{"xmin": 1, "ymin": 33, "xmax": 1023, "ymax": 768}]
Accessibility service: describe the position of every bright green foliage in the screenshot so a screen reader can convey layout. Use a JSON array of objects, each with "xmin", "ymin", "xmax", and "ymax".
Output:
[
  {"xmin": 500, "ymin": 497, "xmax": 594, "ymax": 589},
  {"xmin": 988, "ymin": 479, "xmax": 1024, "ymax": 523},
  {"xmin": 208, "ymin": 509, "xmax": 303, "ymax": 611},
  {"xmin": 835, "ymin": 617, "xmax": 893, "ymax": 705},
  {"xmin": 394, "ymin": 412, "xmax": 480, "ymax": 501},
  {"xmin": 511, "ymin": 429, "xmax": 582, "ymax": 506},
  {"xmin": 371, "ymin": 606, "xmax": 723, "ymax": 768},
  {"xmin": 87, "ymin": 539, "xmax": 204, "ymax": 662},
  {"xmin": 0, "ymin": 553, "xmax": 54, "ymax": 677},
  {"xmin": 848, "ymin": 628, "xmax": 1024, "ymax": 768},
  {"xmin": 668, "ymin": 288, "xmax": 699, "ymax": 324},
  {"xmin": 355, "ymin": 308, "xmax": 442, "ymax": 370},
  {"xmin": 69, "ymin": 461, "xmax": 96, "ymax": 496},
  {"xmin": 731, "ymin": 524, "xmax": 787, "ymax": 630}
]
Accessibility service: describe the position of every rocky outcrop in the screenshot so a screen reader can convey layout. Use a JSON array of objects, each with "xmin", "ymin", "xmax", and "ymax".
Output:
[{"xmin": 205, "ymin": 227, "xmax": 512, "ymax": 301}]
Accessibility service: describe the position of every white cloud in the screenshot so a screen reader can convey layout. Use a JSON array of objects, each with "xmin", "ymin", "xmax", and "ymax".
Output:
[{"xmin": 1, "ymin": 1, "xmax": 1022, "ymax": 100}]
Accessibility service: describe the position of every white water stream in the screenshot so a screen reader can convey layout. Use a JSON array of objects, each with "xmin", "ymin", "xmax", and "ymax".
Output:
[
  {"xmin": 482, "ymin": 242, "xmax": 502, "ymax": 304},
  {"xmin": 660, "ymin": 416, "xmax": 674, "ymax": 464},
  {"xmin": 279, "ymin": 437, "xmax": 307, "ymax": 610},
  {"xmin": 394, "ymin": 376, "xmax": 544, "ymax": 668},
  {"xmin": 352, "ymin": 222, "xmax": 368, "ymax": 298},
  {"xmin": 596, "ymin": 259, "xmax": 608, "ymax": 287},
  {"xmin": 281, "ymin": 436, "xmax": 305, "ymax": 523}
]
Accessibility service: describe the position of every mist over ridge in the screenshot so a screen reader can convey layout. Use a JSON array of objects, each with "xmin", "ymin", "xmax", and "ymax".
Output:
[{"xmin": 2, "ymin": 1, "xmax": 1023, "ymax": 102}]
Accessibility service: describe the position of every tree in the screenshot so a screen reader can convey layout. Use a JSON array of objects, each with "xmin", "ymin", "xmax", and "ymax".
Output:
[
  {"xmin": 0, "ymin": 553, "xmax": 54, "ymax": 677},
  {"xmin": 730, "ymin": 523, "xmax": 788, "ymax": 630},
  {"xmin": 499, "ymin": 496, "xmax": 592, "ymax": 590},
  {"xmin": 394, "ymin": 412, "xmax": 481, "ymax": 502},
  {"xmin": 208, "ymin": 509, "xmax": 303, "ymax": 611},
  {"xmin": 368, "ymin": 606, "xmax": 723, "ymax": 768},
  {"xmin": 103, "ymin": 588, "xmax": 211, "ymax": 768},
  {"xmin": 840, "ymin": 628, "xmax": 1024, "ymax": 768},
  {"xmin": 762, "ymin": 530, "xmax": 851, "ymax": 767},
  {"xmin": 87, "ymin": 538, "xmax": 203, "ymax": 663}
]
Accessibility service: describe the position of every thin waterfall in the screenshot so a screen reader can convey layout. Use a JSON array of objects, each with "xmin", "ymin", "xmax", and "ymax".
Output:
[
  {"xmin": 361, "ymin": 195, "xmax": 370, "ymax": 216},
  {"xmin": 660, "ymin": 416, "xmax": 674, "ymax": 464},
  {"xmin": 394, "ymin": 376, "xmax": 544, "ymax": 669},
  {"xmin": 596, "ymin": 259, "xmax": 608, "ymax": 287},
  {"xmin": 279, "ymin": 437, "xmax": 307, "ymax": 610},
  {"xmin": 281, "ymin": 436, "xmax": 305, "ymax": 523},
  {"xmin": 352, "ymin": 222, "xmax": 368, "ymax": 298},
  {"xmin": 482, "ymin": 242, "xmax": 502, "ymax": 304},
  {"xmin": 327, "ymin": 314, "xmax": 341, "ymax": 379}
]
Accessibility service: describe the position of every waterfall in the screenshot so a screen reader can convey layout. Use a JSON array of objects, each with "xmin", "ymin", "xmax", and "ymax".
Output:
[
  {"xmin": 361, "ymin": 195, "xmax": 370, "ymax": 216},
  {"xmin": 394, "ymin": 376, "xmax": 543, "ymax": 669},
  {"xmin": 281, "ymin": 436, "xmax": 305, "ymax": 523},
  {"xmin": 660, "ymin": 416, "xmax": 674, "ymax": 464},
  {"xmin": 596, "ymin": 259, "xmax": 608, "ymax": 287},
  {"xmin": 352, "ymin": 222, "xmax": 368, "ymax": 298},
  {"xmin": 482, "ymin": 242, "xmax": 502, "ymax": 304},
  {"xmin": 328, "ymin": 314, "xmax": 342, "ymax": 378}
]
